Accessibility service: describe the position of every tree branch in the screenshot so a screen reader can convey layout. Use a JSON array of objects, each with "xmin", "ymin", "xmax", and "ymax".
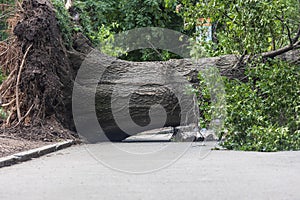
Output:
[
  {"xmin": 292, "ymin": 23, "xmax": 300, "ymax": 43},
  {"xmin": 262, "ymin": 20, "xmax": 300, "ymax": 59},
  {"xmin": 262, "ymin": 40, "xmax": 300, "ymax": 59},
  {"xmin": 275, "ymin": 15, "xmax": 293, "ymax": 45}
]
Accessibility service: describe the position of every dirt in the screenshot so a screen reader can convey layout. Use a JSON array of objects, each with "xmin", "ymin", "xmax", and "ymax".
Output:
[
  {"xmin": 0, "ymin": 136, "xmax": 52, "ymax": 158},
  {"xmin": 0, "ymin": 115, "xmax": 77, "ymax": 158},
  {"xmin": 0, "ymin": 121, "xmax": 76, "ymax": 158},
  {"xmin": 0, "ymin": 0, "xmax": 75, "ymax": 129},
  {"xmin": 0, "ymin": 0, "xmax": 77, "ymax": 155},
  {"xmin": 0, "ymin": 118, "xmax": 77, "ymax": 158}
]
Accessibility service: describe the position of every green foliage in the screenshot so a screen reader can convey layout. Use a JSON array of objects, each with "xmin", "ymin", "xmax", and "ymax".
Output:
[
  {"xmin": 0, "ymin": 20, "xmax": 8, "ymax": 41},
  {"xmin": 192, "ymin": 73, "xmax": 212, "ymax": 129},
  {"xmin": 73, "ymin": 0, "xmax": 183, "ymax": 61},
  {"xmin": 51, "ymin": 0, "xmax": 73, "ymax": 48},
  {"xmin": 74, "ymin": 0, "xmax": 181, "ymax": 33},
  {"xmin": 180, "ymin": 0, "xmax": 300, "ymax": 56},
  {"xmin": 116, "ymin": 0, "xmax": 181, "ymax": 30},
  {"xmin": 95, "ymin": 23, "xmax": 127, "ymax": 57},
  {"xmin": 0, "ymin": 68, "xmax": 4, "ymax": 84},
  {"xmin": 194, "ymin": 68, "xmax": 226, "ymax": 132},
  {"xmin": 72, "ymin": 0, "xmax": 118, "ymax": 42},
  {"xmin": 198, "ymin": 60, "xmax": 300, "ymax": 151},
  {"xmin": 0, "ymin": 107, "xmax": 6, "ymax": 119},
  {"xmin": 184, "ymin": 0, "xmax": 300, "ymax": 151},
  {"xmin": 0, "ymin": 0, "xmax": 15, "ymax": 40},
  {"xmin": 49, "ymin": 0, "xmax": 184, "ymax": 60},
  {"xmin": 224, "ymin": 125, "xmax": 300, "ymax": 152}
]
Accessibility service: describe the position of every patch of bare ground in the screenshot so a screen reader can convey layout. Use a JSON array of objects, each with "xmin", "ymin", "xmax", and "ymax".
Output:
[
  {"xmin": 0, "ymin": 136, "xmax": 51, "ymax": 158},
  {"xmin": 0, "ymin": 116, "xmax": 77, "ymax": 158}
]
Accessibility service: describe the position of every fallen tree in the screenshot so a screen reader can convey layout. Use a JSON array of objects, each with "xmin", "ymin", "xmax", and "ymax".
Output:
[
  {"xmin": 70, "ymin": 34, "xmax": 300, "ymax": 141},
  {"xmin": 0, "ymin": 0, "xmax": 299, "ymax": 141}
]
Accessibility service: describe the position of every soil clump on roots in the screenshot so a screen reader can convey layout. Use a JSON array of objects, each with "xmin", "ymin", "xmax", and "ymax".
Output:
[{"xmin": 0, "ymin": 0, "xmax": 76, "ymax": 144}]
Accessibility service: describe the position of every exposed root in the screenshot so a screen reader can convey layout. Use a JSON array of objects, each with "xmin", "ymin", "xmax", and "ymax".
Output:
[
  {"xmin": 15, "ymin": 44, "xmax": 32, "ymax": 122},
  {"xmin": 0, "ymin": 2, "xmax": 23, "ymax": 126},
  {"xmin": 13, "ymin": 103, "xmax": 34, "ymax": 128},
  {"xmin": 0, "ymin": 0, "xmax": 76, "ymax": 141}
]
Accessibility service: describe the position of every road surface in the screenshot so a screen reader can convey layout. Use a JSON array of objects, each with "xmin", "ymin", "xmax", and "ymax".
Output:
[{"xmin": 0, "ymin": 142, "xmax": 299, "ymax": 200}]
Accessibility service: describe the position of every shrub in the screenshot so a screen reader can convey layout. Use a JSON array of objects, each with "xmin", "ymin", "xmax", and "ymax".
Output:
[
  {"xmin": 51, "ymin": 0, "xmax": 73, "ymax": 48},
  {"xmin": 198, "ymin": 59, "xmax": 300, "ymax": 151},
  {"xmin": 50, "ymin": 0, "xmax": 184, "ymax": 61}
]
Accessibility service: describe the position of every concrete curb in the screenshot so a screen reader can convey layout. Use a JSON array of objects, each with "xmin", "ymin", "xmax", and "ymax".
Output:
[{"xmin": 0, "ymin": 140, "xmax": 76, "ymax": 168}]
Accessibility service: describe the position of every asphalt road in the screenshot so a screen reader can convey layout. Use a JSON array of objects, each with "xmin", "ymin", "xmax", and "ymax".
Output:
[{"xmin": 0, "ymin": 142, "xmax": 300, "ymax": 200}]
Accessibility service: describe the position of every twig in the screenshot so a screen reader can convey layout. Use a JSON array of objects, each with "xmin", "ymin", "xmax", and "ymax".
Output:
[
  {"xmin": 16, "ymin": 1, "xmax": 24, "ymax": 12},
  {"xmin": 275, "ymin": 15, "xmax": 293, "ymax": 45},
  {"xmin": 233, "ymin": 50, "xmax": 247, "ymax": 69},
  {"xmin": 15, "ymin": 44, "xmax": 32, "ymax": 122},
  {"xmin": 147, "ymin": 41, "xmax": 164, "ymax": 60},
  {"xmin": 292, "ymin": 23, "xmax": 300, "ymax": 44},
  {"xmin": 6, "ymin": 109, "xmax": 14, "ymax": 126},
  {"xmin": 0, "ymin": 46, "xmax": 9, "ymax": 57},
  {"xmin": 1, "ymin": 98, "xmax": 15, "ymax": 107},
  {"xmin": 13, "ymin": 104, "xmax": 34, "ymax": 128},
  {"xmin": 0, "ymin": 134, "xmax": 19, "ymax": 140},
  {"xmin": 0, "ymin": 68, "xmax": 16, "ymax": 93},
  {"xmin": 262, "ymin": 40, "xmax": 300, "ymax": 59}
]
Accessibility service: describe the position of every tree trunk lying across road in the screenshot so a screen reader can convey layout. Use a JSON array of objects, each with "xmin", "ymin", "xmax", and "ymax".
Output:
[
  {"xmin": 70, "ymin": 35, "xmax": 299, "ymax": 142},
  {"xmin": 71, "ymin": 35, "xmax": 239, "ymax": 142}
]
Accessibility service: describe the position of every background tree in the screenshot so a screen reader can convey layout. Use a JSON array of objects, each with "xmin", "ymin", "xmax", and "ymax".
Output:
[
  {"xmin": 176, "ymin": 0, "xmax": 300, "ymax": 57},
  {"xmin": 71, "ymin": 0, "xmax": 184, "ymax": 61},
  {"xmin": 176, "ymin": 0, "xmax": 300, "ymax": 151}
]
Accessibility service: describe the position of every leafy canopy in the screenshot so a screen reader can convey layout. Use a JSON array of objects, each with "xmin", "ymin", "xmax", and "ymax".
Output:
[
  {"xmin": 72, "ymin": 0, "xmax": 183, "ymax": 61},
  {"xmin": 178, "ymin": 0, "xmax": 300, "ymax": 56},
  {"xmin": 181, "ymin": 0, "xmax": 300, "ymax": 151}
]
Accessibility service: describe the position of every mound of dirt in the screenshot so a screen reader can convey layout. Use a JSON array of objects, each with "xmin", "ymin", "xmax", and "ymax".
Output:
[{"xmin": 0, "ymin": 0, "xmax": 76, "ymax": 141}]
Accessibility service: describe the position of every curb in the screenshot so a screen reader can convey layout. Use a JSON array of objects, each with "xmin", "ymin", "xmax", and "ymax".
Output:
[{"xmin": 0, "ymin": 140, "xmax": 76, "ymax": 168}]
